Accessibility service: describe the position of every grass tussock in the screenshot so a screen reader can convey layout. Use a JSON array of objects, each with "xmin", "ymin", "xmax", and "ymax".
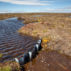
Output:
[{"xmin": 0, "ymin": 61, "xmax": 20, "ymax": 71}]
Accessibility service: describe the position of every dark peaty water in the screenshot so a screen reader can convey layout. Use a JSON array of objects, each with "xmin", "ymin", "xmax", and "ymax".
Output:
[{"xmin": 0, "ymin": 17, "xmax": 38, "ymax": 62}]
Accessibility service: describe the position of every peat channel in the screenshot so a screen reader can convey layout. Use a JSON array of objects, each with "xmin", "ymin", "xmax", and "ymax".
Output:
[{"xmin": 0, "ymin": 17, "xmax": 38, "ymax": 63}]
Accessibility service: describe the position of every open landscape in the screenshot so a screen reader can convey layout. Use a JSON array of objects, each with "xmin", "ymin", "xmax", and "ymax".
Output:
[
  {"xmin": 0, "ymin": 0, "xmax": 71, "ymax": 71},
  {"xmin": 0, "ymin": 13, "xmax": 71, "ymax": 71}
]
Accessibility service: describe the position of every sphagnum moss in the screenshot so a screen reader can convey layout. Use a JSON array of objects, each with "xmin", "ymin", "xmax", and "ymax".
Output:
[
  {"xmin": 0, "ymin": 66, "xmax": 11, "ymax": 71},
  {"xmin": 0, "ymin": 54, "xmax": 3, "ymax": 58}
]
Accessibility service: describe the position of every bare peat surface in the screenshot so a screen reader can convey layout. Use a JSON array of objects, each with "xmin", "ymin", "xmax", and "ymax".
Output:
[
  {"xmin": 25, "ymin": 50, "xmax": 71, "ymax": 71},
  {"xmin": 0, "ymin": 17, "xmax": 38, "ymax": 63}
]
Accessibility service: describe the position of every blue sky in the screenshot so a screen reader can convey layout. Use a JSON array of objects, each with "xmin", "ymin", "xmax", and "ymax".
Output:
[{"xmin": 0, "ymin": 0, "xmax": 71, "ymax": 13}]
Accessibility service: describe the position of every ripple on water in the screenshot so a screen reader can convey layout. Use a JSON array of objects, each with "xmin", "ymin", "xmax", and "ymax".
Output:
[{"xmin": 0, "ymin": 18, "xmax": 38, "ymax": 62}]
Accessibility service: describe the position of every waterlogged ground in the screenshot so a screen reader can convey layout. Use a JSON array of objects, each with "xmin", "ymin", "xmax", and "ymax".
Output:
[{"xmin": 0, "ymin": 18, "xmax": 38, "ymax": 62}]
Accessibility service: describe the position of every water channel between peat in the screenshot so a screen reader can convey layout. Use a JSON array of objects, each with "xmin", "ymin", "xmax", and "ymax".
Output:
[{"xmin": 0, "ymin": 17, "xmax": 38, "ymax": 63}]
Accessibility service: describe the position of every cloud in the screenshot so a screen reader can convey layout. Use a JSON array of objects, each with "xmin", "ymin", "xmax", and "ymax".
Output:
[
  {"xmin": 41, "ymin": 7, "xmax": 71, "ymax": 13},
  {"xmin": 0, "ymin": 0, "xmax": 51, "ymax": 5},
  {"xmin": 47, "ymin": 8, "xmax": 71, "ymax": 11}
]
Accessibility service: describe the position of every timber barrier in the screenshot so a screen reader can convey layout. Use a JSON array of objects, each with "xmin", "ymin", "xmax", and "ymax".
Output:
[{"xmin": 14, "ymin": 39, "xmax": 42, "ymax": 66}]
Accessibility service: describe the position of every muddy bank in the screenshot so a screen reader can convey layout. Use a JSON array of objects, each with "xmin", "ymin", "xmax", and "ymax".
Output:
[{"xmin": 25, "ymin": 50, "xmax": 71, "ymax": 71}]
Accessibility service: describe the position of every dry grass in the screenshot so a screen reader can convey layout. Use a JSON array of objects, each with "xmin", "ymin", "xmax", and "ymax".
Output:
[
  {"xmin": 18, "ymin": 13, "xmax": 71, "ymax": 56},
  {"xmin": 0, "ymin": 13, "xmax": 71, "ymax": 56}
]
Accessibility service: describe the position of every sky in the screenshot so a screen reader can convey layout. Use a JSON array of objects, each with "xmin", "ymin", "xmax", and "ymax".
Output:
[{"xmin": 0, "ymin": 0, "xmax": 71, "ymax": 13}]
